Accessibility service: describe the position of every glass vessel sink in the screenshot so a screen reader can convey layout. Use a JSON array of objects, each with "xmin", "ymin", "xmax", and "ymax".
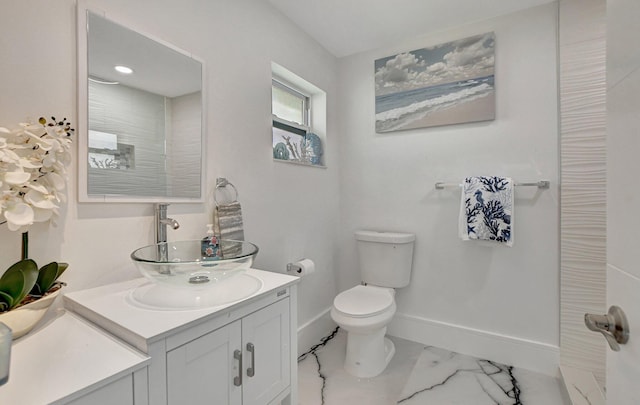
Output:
[{"xmin": 131, "ymin": 240, "xmax": 259, "ymax": 289}]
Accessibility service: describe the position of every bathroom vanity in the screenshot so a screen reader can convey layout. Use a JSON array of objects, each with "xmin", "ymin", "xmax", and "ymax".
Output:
[
  {"xmin": 63, "ymin": 268, "xmax": 300, "ymax": 405},
  {"xmin": 0, "ymin": 311, "xmax": 150, "ymax": 404}
]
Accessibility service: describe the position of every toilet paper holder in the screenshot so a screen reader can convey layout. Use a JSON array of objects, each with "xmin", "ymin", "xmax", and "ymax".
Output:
[
  {"xmin": 286, "ymin": 262, "xmax": 304, "ymax": 274},
  {"xmin": 286, "ymin": 258, "xmax": 315, "ymax": 276}
]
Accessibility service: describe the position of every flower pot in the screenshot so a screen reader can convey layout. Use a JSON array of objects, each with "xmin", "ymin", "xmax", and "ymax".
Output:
[{"xmin": 0, "ymin": 285, "xmax": 63, "ymax": 339}]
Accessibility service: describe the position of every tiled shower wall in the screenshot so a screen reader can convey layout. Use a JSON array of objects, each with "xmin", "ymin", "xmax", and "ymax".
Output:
[{"xmin": 559, "ymin": 0, "xmax": 607, "ymax": 388}]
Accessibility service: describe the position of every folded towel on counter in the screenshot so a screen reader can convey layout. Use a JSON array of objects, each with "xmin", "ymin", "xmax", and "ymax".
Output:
[{"xmin": 458, "ymin": 176, "xmax": 514, "ymax": 246}]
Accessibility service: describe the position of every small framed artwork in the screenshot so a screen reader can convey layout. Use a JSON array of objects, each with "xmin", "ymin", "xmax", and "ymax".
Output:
[{"xmin": 375, "ymin": 32, "xmax": 495, "ymax": 133}]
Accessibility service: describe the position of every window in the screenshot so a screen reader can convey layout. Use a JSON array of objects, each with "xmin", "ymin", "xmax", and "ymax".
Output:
[
  {"xmin": 272, "ymin": 79, "xmax": 309, "ymax": 127},
  {"xmin": 88, "ymin": 130, "xmax": 135, "ymax": 170},
  {"xmin": 271, "ymin": 66, "xmax": 325, "ymax": 167}
]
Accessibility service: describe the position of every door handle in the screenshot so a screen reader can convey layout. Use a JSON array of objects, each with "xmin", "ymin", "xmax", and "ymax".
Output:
[
  {"xmin": 584, "ymin": 305, "xmax": 630, "ymax": 352},
  {"xmin": 233, "ymin": 349, "xmax": 243, "ymax": 386},
  {"xmin": 246, "ymin": 342, "xmax": 255, "ymax": 377}
]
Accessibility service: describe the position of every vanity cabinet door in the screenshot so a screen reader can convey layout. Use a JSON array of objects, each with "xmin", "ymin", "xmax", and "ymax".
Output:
[
  {"xmin": 165, "ymin": 297, "xmax": 291, "ymax": 405},
  {"xmin": 242, "ymin": 298, "xmax": 290, "ymax": 405},
  {"xmin": 167, "ymin": 320, "xmax": 242, "ymax": 405}
]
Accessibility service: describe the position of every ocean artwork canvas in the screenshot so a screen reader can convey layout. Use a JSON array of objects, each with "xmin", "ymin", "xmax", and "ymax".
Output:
[{"xmin": 375, "ymin": 32, "xmax": 495, "ymax": 133}]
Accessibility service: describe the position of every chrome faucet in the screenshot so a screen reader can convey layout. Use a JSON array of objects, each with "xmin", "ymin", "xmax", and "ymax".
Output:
[{"xmin": 155, "ymin": 203, "xmax": 180, "ymax": 244}]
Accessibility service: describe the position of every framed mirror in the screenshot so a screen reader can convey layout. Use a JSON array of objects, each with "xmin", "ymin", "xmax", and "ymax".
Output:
[{"xmin": 77, "ymin": 5, "xmax": 205, "ymax": 202}]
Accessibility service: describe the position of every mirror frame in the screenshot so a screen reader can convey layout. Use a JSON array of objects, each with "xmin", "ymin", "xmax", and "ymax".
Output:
[{"xmin": 77, "ymin": 1, "xmax": 206, "ymax": 203}]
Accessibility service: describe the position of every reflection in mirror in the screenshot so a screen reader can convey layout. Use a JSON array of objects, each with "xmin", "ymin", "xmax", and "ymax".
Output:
[{"xmin": 80, "ymin": 10, "xmax": 204, "ymax": 201}]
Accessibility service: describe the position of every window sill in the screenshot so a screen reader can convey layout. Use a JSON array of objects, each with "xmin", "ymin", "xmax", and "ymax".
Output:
[{"xmin": 273, "ymin": 158, "xmax": 326, "ymax": 169}]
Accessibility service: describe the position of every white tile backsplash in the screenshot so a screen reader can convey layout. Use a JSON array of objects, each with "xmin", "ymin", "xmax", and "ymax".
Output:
[{"xmin": 559, "ymin": 0, "xmax": 607, "ymax": 389}]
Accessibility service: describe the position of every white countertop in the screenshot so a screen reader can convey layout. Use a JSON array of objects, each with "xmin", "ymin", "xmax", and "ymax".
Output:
[
  {"xmin": 0, "ymin": 311, "xmax": 149, "ymax": 405},
  {"xmin": 63, "ymin": 268, "xmax": 299, "ymax": 350}
]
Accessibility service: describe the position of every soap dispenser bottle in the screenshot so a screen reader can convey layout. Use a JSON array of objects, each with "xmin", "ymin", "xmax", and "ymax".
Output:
[{"xmin": 201, "ymin": 224, "xmax": 219, "ymax": 259}]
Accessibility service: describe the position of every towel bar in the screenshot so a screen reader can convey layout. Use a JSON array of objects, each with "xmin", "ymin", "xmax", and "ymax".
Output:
[{"xmin": 434, "ymin": 180, "xmax": 550, "ymax": 190}]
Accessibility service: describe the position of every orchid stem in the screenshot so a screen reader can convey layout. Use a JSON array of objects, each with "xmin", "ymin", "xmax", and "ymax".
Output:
[{"xmin": 21, "ymin": 231, "xmax": 28, "ymax": 260}]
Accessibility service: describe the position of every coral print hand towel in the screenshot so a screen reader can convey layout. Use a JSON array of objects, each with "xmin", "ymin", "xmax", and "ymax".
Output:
[{"xmin": 458, "ymin": 176, "xmax": 514, "ymax": 246}]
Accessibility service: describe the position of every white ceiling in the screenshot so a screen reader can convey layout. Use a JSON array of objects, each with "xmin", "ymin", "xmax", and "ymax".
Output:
[{"xmin": 267, "ymin": 0, "xmax": 555, "ymax": 58}]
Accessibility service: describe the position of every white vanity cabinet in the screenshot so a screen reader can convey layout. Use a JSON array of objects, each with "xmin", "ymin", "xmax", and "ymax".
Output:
[
  {"xmin": 0, "ymin": 312, "xmax": 150, "ymax": 405},
  {"xmin": 64, "ymin": 269, "xmax": 300, "ymax": 405},
  {"xmin": 167, "ymin": 298, "xmax": 290, "ymax": 405}
]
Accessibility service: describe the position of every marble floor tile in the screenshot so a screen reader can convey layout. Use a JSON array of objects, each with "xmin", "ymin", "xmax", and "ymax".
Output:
[
  {"xmin": 298, "ymin": 329, "xmax": 424, "ymax": 405},
  {"xmin": 298, "ymin": 328, "xmax": 568, "ymax": 405},
  {"xmin": 398, "ymin": 346, "xmax": 567, "ymax": 404}
]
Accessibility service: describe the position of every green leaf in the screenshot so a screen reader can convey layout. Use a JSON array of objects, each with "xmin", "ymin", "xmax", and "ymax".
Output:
[
  {"xmin": 0, "ymin": 259, "xmax": 38, "ymax": 308},
  {"xmin": 35, "ymin": 262, "xmax": 64, "ymax": 294},
  {"xmin": 3, "ymin": 259, "xmax": 37, "ymax": 278},
  {"xmin": 0, "ymin": 290, "xmax": 15, "ymax": 310},
  {"xmin": 57, "ymin": 262, "xmax": 69, "ymax": 278},
  {"xmin": 0, "ymin": 271, "xmax": 24, "ymax": 308},
  {"xmin": 0, "ymin": 268, "xmax": 25, "ymax": 297},
  {"xmin": 18, "ymin": 260, "xmax": 38, "ymax": 303}
]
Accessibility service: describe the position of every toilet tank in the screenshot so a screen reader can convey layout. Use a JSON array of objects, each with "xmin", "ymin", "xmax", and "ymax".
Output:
[{"xmin": 355, "ymin": 230, "xmax": 415, "ymax": 288}]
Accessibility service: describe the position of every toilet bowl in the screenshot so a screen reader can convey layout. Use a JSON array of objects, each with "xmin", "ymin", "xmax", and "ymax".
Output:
[
  {"xmin": 330, "ymin": 285, "xmax": 397, "ymax": 378},
  {"xmin": 331, "ymin": 230, "xmax": 415, "ymax": 378}
]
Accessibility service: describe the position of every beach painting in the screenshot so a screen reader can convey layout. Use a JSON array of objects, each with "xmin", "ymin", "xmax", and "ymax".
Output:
[{"xmin": 375, "ymin": 32, "xmax": 495, "ymax": 133}]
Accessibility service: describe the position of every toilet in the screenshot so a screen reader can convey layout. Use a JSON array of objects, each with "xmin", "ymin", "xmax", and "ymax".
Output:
[{"xmin": 331, "ymin": 230, "xmax": 415, "ymax": 378}]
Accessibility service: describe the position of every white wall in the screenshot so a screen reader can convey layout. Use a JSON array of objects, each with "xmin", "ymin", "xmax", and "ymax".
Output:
[
  {"xmin": 0, "ymin": 0, "xmax": 340, "ymax": 346},
  {"xmin": 606, "ymin": 0, "xmax": 640, "ymax": 402},
  {"xmin": 2, "ymin": 0, "xmax": 569, "ymax": 375},
  {"xmin": 337, "ymin": 3, "xmax": 560, "ymax": 374}
]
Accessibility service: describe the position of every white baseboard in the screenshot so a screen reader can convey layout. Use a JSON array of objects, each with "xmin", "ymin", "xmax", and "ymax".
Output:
[
  {"xmin": 297, "ymin": 307, "xmax": 336, "ymax": 357},
  {"xmin": 388, "ymin": 312, "xmax": 560, "ymax": 377}
]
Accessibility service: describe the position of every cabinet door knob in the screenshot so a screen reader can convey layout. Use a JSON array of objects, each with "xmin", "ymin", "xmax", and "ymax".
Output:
[
  {"xmin": 233, "ymin": 349, "xmax": 243, "ymax": 386},
  {"xmin": 247, "ymin": 342, "xmax": 255, "ymax": 377}
]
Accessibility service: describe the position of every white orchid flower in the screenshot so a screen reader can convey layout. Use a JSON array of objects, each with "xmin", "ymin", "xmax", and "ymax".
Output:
[
  {"xmin": 44, "ymin": 171, "xmax": 65, "ymax": 190},
  {"xmin": 32, "ymin": 206, "xmax": 53, "ymax": 223},
  {"xmin": 23, "ymin": 131, "xmax": 55, "ymax": 151},
  {"xmin": 0, "ymin": 148, "xmax": 20, "ymax": 163},
  {"xmin": 18, "ymin": 156, "xmax": 43, "ymax": 169},
  {"xmin": 2, "ymin": 171, "xmax": 31, "ymax": 185},
  {"xmin": 48, "ymin": 138, "xmax": 62, "ymax": 153},
  {"xmin": 42, "ymin": 153, "xmax": 57, "ymax": 168},
  {"xmin": 27, "ymin": 183, "xmax": 49, "ymax": 194},
  {"xmin": 3, "ymin": 201, "xmax": 35, "ymax": 231},
  {"xmin": 51, "ymin": 158, "xmax": 69, "ymax": 172},
  {"xmin": 24, "ymin": 189, "xmax": 58, "ymax": 210},
  {"xmin": 1, "ymin": 117, "xmax": 73, "ymax": 232}
]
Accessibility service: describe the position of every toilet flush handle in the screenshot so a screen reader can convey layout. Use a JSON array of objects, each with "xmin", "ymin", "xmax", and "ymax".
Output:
[{"xmin": 584, "ymin": 305, "xmax": 629, "ymax": 352}]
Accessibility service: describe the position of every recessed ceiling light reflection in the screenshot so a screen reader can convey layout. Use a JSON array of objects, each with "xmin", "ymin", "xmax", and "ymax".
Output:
[{"xmin": 114, "ymin": 65, "xmax": 133, "ymax": 74}]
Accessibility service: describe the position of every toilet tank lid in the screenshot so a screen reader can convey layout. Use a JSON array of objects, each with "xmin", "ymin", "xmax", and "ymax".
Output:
[{"xmin": 355, "ymin": 230, "xmax": 415, "ymax": 243}]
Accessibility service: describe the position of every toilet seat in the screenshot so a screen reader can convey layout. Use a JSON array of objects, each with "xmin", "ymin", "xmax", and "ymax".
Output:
[{"xmin": 333, "ymin": 285, "xmax": 394, "ymax": 318}]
